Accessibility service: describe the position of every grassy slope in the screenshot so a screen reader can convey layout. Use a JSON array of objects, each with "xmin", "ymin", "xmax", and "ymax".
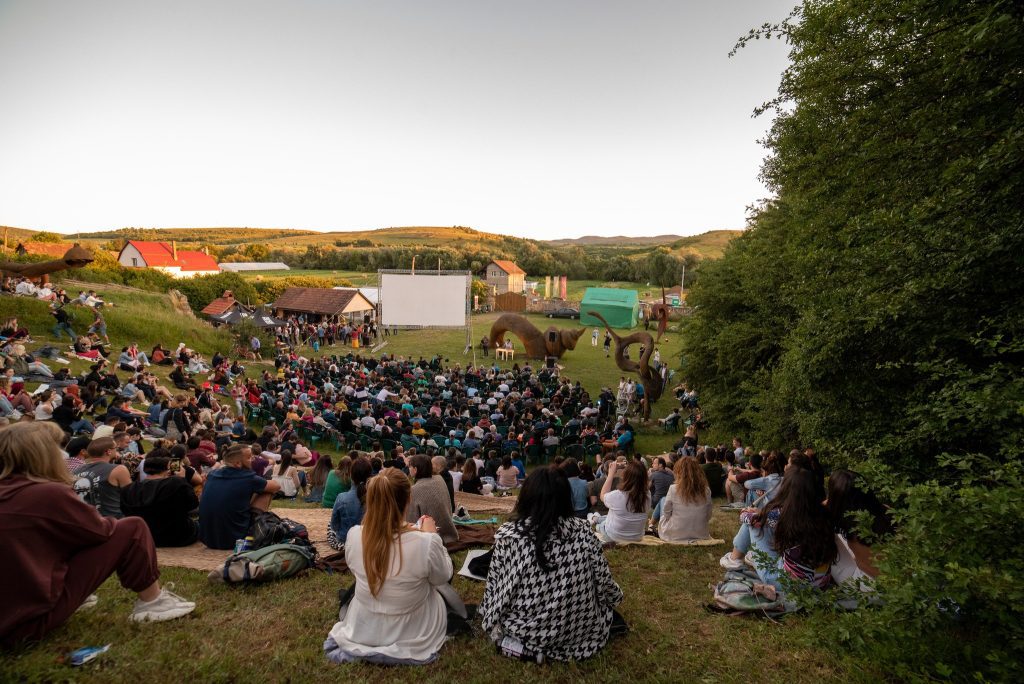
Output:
[{"xmin": 0, "ymin": 286, "xmax": 877, "ymax": 682}]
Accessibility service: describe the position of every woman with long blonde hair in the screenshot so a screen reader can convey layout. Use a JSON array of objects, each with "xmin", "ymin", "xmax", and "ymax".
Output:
[
  {"xmin": 324, "ymin": 467, "xmax": 453, "ymax": 665},
  {"xmin": 0, "ymin": 421, "xmax": 195, "ymax": 646},
  {"xmin": 657, "ymin": 457, "xmax": 713, "ymax": 542}
]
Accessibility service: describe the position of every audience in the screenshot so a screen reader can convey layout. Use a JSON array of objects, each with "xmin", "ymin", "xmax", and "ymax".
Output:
[
  {"xmin": 120, "ymin": 450, "xmax": 200, "ymax": 547},
  {"xmin": 597, "ymin": 459, "xmax": 651, "ymax": 542},
  {"xmin": 655, "ymin": 457, "xmax": 713, "ymax": 542},
  {"xmin": 407, "ymin": 454, "xmax": 458, "ymax": 544},
  {"xmin": 327, "ymin": 456, "xmax": 373, "ymax": 550}
]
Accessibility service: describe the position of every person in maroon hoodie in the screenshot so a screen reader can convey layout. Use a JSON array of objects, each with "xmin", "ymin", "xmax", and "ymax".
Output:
[{"xmin": 0, "ymin": 421, "xmax": 196, "ymax": 646}]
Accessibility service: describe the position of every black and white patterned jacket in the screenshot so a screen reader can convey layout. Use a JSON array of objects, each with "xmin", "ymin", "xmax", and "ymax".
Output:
[{"xmin": 479, "ymin": 516, "xmax": 624, "ymax": 661}]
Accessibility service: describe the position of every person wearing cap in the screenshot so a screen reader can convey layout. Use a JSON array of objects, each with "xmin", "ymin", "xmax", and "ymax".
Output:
[{"xmin": 64, "ymin": 435, "xmax": 91, "ymax": 473}]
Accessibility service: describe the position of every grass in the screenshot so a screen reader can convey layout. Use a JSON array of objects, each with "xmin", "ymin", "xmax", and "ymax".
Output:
[
  {"xmin": 1, "ymin": 289, "xmax": 879, "ymax": 682},
  {"xmin": 0, "ymin": 502, "xmax": 879, "ymax": 683}
]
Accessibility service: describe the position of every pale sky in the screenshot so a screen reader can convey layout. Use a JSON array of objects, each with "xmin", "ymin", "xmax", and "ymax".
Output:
[{"xmin": 0, "ymin": 0, "xmax": 793, "ymax": 240}]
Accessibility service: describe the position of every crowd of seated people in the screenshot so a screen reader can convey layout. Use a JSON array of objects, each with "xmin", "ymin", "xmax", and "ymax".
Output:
[{"xmin": 0, "ymin": 309, "xmax": 893, "ymax": 662}]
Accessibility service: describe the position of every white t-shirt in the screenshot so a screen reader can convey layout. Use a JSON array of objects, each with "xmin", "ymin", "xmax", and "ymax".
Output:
[{"xmin": 602, "ymin": 489, "xmax": 650, "ymax": 542}]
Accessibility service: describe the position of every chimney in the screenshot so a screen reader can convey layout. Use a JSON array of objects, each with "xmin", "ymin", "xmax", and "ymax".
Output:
[{"xmin": 171, "ymin": 240, "xmax": 177, "ymax": 261}]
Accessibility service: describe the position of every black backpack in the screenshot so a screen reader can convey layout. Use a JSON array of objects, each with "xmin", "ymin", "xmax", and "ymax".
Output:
[{"xmin": 249, "ymin": 509, "xmax": 309, "ymax": 549}]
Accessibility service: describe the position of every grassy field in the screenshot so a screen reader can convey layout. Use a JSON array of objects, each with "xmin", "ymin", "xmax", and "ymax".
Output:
[{"xmin": 0, "ymin": 285, "xmax": 876, "ymax": 682}]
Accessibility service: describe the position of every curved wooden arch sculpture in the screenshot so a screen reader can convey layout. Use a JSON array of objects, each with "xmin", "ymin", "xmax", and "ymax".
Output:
[
  {"xmin": 0, "ymin": 244, "xmax": 94, "ymax": 279},
  {"xmin": 488, "ymin": 313, "xmax": 585, "ymax": 360},
  {"xmin": 588, "ymin": 310, "xmax": 664, "ymax": 421},
  {"xmin": 647, "ymin": 287, "xmax": 671, "ymax": 343}
]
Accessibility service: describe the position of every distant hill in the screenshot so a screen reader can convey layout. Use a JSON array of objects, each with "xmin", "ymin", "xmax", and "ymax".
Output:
[{"xmin": 546, "ymin": 234, "xmax": 686, "ymax": 246}]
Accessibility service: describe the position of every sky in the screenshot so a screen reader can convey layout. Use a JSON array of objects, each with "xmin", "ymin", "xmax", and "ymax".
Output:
[{"xmin": 0, "ymin": 0, "xmax": 794, "ymax": 240}]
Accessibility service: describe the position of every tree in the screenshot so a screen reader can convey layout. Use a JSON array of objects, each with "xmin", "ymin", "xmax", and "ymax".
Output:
[
  {"xmin": 683, "ymin": 0, "xmax": 1024, "ymax": 678},
  {"xmin": 30, "ymin": 231, "xmax": 62, "ymax": 243}
]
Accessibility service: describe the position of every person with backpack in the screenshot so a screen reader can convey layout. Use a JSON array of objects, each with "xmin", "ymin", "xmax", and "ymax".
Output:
[
  {"xmin": 198, "ymin": 444, "xmax": 280, "ymax": 550},
  {"xmin": 0, "ymin": 421, "xmax": 195, "ymax": 645},
  {"xmin": 73, "ymin": 436, "xmax": 131, "ymax": 518}
]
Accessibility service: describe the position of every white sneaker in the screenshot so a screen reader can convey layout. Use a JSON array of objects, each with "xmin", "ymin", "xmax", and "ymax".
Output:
[
  {"xmin": 76, "ymin": 593, "xmax": 99, "ymax": 612},
  {"xmin": 744, "ymin": 550, "xmax": 758, "ymax": 568},
  {"xmin": 720, "ymin": 552, "xmax": 744, "ymax": 571},
  {"xmin": 130, "ymin": 584, "xmax": 195, "ymax": 623}
]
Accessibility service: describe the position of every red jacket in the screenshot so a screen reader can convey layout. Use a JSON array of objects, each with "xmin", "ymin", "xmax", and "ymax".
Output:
[{"xmin": 0, "ymin": 477, "xmax": 117, "ymax": 639}]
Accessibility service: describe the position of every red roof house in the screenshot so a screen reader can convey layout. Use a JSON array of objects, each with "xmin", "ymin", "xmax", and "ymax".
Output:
[{"xmin": 117, "ymin": 240, "xmax": 220, "ymax": 277}]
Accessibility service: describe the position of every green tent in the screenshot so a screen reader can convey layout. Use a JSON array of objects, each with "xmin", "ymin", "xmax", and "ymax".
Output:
[{"xmin": 580, "ymin": 287, "xmax": 639, "ymax": 328}]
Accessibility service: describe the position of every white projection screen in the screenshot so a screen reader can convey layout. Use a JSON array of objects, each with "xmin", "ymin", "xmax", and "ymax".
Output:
[{"xmin": 379, "ymin": 272, "xmax": 469, "ymax": 327}]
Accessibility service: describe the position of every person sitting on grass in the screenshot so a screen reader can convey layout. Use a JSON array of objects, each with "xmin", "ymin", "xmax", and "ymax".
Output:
[
  {"xmin": 119, "ymin": 450, "xmax": 200, "ymax": 547},
  {"xmin": 407, "ymin": 454, "xmax": 459, "ymax": 544},
  {"xmin": 480, "ymin": 466, "xmax": 624, "ymax": 663},
  {"xmin": 459, "ymin": 458, "xmax": 483, "ymax": 495},
  {"xmin": 721, "ymin": 468, "xmax": 837, "ymax": 593},
  {"xmin": 323, "ymin": 467, "xmax": 453, "ymax": 665},
  {"xmin": 304, "ymin": 455, "xmax": 333, "ymax": 503},
  {"xmin": 597, "ymin": 459, "xmax": 650, "ymax": 542},
  {"xmin": 327, "ymin": 456, "xmax": 373, "ymax": 550},
  {"xmin": 73, "ymin": 436, "xmax": 132, "ymax": 519},
  {"xmin": 198, "ymin": 444, "xmax": 280, "ymax": 550},
  {"xmin": 0, "ymin": 422, "xmax": 195, "ymax": 646},
  {"xmin": 654, "ymin": 457, "xmax": 713, "ymax": 542},
  {"xmin": 495, "ymin": 455, "xmax": 519, "ymax": 490},
  {"xmin": 561, "ymin": 459, "xmax": 590, "ymax": 518},
  {"xmin": 266, "ymin": 449, "xmax": 301, "ymax": 499},
  {"xmin": 322, "ymin": 453, "xmax": 355, "ymax": 508},
  {"xmin": 826, "ymin": 469, "xmax": 892, "ymax": 580}
]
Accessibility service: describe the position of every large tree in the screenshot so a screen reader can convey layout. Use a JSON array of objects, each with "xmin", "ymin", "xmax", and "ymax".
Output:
[{"xmin": 681, "ymin": 0, "xmax": 1023, "ymax": 678}]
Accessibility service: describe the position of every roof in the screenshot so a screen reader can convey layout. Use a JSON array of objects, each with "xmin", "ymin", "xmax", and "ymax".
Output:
[
  {"xmin": 201, "ymin": 296, "xmax": 248, "ymax": 316},
  {"xmin": 272, "ymin": 287, "xmax": 374, "ymax": 315},
  {"xmin": 121, "ymin": 241, "xmax": 220, "ymax": 271},
  {"xmin": 220, "ymin": 262, "xmax": 290, "ymax": 272},
  {"xmin": 488, "ymin": 259, "xmax": 525, "ymax": 276},
  {"xmin": 333, "ymin": 286, "xmax": 380, "ymax": 305},
  {"xmin": 15, "ymin": 242, "xmax": 73, "ymax": 257},
  {"xmin": 580, "ymin": 287, "xmax": 639, "ymax": 305}
]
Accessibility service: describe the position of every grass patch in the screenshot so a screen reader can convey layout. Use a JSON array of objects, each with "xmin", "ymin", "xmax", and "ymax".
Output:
[{"xmin": 0, "ymin": 504, "xmax": 880, "ymax": 683}]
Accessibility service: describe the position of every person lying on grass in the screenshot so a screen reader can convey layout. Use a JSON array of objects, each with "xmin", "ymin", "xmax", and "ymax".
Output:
[{"xmin": 0, "ymin": 421, "xmax": 195, "ymax": 647}]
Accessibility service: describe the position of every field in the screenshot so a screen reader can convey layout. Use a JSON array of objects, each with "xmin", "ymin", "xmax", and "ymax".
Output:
[{"xmin": 0, "ymin": 283, "xmax": 876, "ymax": 683}]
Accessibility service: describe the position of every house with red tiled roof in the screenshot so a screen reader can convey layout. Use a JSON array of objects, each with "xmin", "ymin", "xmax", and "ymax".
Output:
[
  {"xmin": 117, "ymin": 240, "xmax": 220, "ymax": 278},
  {"xmin": 484, "ymin": 259, "xmax": 525, "ymax": 294},
  {"xmin": 201, "ymin": 290, "xmax": 250, "ymax": 317}
]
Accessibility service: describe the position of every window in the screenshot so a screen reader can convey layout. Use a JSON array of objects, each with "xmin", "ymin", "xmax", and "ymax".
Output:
[{"xmin": 132, "ymin": 257, "xmax": 138, "ymax": 266}]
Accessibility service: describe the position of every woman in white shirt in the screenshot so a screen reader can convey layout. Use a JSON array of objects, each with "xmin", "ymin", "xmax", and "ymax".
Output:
[
  {"xmin": 266, "ymin": 449, "xmax": 301, "ymax": 498},
  {"xmin": 658, "ymin": 457, "xmax": 713, "ymax": 542},
  {"xmin": 324, "ymin": 467, "xmax": 453, "ymax": 665},
  {"xmin": 598, "ymin": 460, "xmax": 651, "ymax": 542}
]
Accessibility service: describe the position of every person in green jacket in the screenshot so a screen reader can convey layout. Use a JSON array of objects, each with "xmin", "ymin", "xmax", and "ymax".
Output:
[{"xmin": 321, "ymin": 453, "xmax": 355, "ymax": 508}]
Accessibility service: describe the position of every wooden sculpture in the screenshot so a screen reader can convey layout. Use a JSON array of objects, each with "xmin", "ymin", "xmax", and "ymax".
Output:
[
  {"xmin": 0, "ymin": 244, "xmax": 94, "ymax": 279},
  {"xmin": 588, "ymin": 310, "xmax": 664, "ymax": 421},
  {"xmin": 488, "ymin": 313, "xmax": 585, "ymax": 360}
]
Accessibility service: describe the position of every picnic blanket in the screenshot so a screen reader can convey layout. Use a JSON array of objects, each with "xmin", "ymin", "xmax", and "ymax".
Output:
[
  {"xmin": 156, "ymin": 507, "xmax": 498, "ymax": 572},
  {"xmin": 597, "ymin": 533, "xmax": 726, "ymax": 547},
  {"xmin": 454, "ymin": 491, "xmax": 516, "ymax": 514}
]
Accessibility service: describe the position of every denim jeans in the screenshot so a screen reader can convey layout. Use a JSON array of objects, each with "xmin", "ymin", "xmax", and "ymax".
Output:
[{"xmin": 732, "ymin": 520, "xmax": 781, "ymax": 587}]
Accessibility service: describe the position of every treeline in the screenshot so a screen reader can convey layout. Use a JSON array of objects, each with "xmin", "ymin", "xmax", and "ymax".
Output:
[
  {"xmin": 680, "ymin": 0, "xmax": 1022, "ymax": 679},
  {"xmin": 250, "ymin": 242, "xmax": 700, "ymax": 287}
]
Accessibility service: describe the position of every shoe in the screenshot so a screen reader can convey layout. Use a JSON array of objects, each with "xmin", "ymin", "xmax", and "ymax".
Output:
[
  {"xmin": 719, "ymin": 552, "xmax": 744, "ymax": 571},
  {"xmin": 76, "ymin": 593, "xmax": 99, "ymax": 612},
  {"xmin": 130, "ymin": 584, "xmax": 195, "ymax": 623},
  {"xmin": 744, "ymin": 550, "xmax": 758, "ymax": 568}
]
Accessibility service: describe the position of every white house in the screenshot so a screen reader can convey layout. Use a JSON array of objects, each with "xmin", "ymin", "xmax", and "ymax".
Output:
[{"xmin": 117, "ymin": 240, "xmax": 220, "ymax": 278}]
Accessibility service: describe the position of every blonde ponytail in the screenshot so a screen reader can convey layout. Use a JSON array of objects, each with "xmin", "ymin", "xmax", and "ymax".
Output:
[{"xmin": 361, "ymin": 468, "xmax": 412, "ymax": 597}]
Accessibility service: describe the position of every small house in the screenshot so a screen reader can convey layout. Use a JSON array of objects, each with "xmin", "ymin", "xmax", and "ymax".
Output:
[
  {"xmin": 117, "ymin": 240, "xmax": 220, "ymax": 278},
  {"xmin": 272, "ymin": 287, "xmax": 375, "ymax": 323},
  {"xmin": 484, "ymin": 260, "xmax": 525, "ymax": 295}
]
